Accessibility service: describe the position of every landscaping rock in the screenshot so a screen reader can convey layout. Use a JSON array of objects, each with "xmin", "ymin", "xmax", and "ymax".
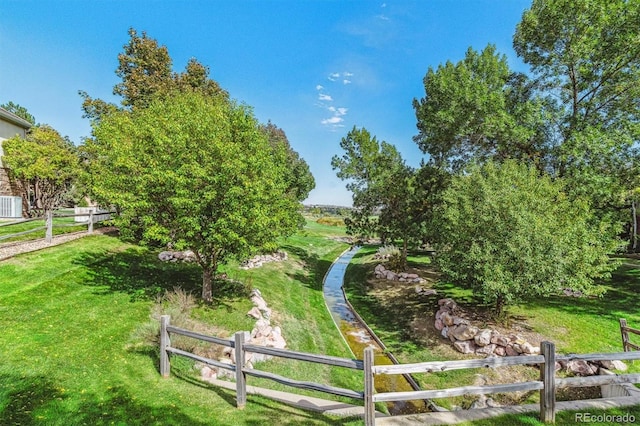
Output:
[
  {"xmin": 566, "ymin": 360, "xmax": 597, "ymax": 376},
  {"xmin": 476, "ymin": 343, "xmax": 497, "ymax": 356},
  {"xmin": 454, "ymin": 340, "xmax": 476, "ymax": 354},
  {"xmin": 599, "ymin": 360, "xmax": 628, "ymax": 371},
  {"xmin": 450, "ymin": 325, "xmax": 479, "ymax": 341},
  {"xmin": 247, "ymin": 307, "xmax": 262, "ymax": 319},
  {"xmin": 474, "ymin": 329, "xmax": 493, "ymax": 347}
]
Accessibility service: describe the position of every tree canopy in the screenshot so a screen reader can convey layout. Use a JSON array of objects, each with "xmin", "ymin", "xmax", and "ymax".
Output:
[
  {"xmin": 3, "ymin": 125, "xmax": 80, "ymax": 214},
  {"xmin": 433, "ymin": 160, "xmax": 620, "ymax": 316},
  {"xmin": 85, "ymin": 91, "xmax": 303, "ymax": 301},
  {"xmin": 0, "ymin": 101, "xmax": 36, "ymax": 125}
]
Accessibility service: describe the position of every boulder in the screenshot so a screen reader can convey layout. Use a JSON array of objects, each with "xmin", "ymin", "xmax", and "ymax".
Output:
[
  {"xmin": 441, "ymin": 312, "xmax": 455, "ymax": 327},
  {"xmin": 450, "ymin": 325, "xmax": 479, "ymax": 341},
  {"xmin": 440, "ymin": 326, "xmax": 449, "ymax": 339},
  {"xmin": 491, "ymin": 334, "xmax": 510, "ymax": 347},
  {"xmin": 505, "ymin": 345, "xmax": 518, "ymax": 357},
  {"xmin": 599, "ymin": 360, "xmax": 628, "ymax": 371},
  {"xmin": 566, "ymin": 360, "xmax": 597, "ymax": 376},
  {"xmin": 474, "ymin": 329, "xmax": 493, "ymax": 347},
  {"xmin": 476, "ymin": 343, "xmax": 496, "ymax": 356},
  {"xmin": 520, "ymin": 342, "xmax": 539, "ymax": 355},
  {"xmin": 247, "ymin": 307, "xmax": 262, "ymax": 319},
  {"xmin": 494, "ymin": 346, "xmax": 506, "ymax": 357},
  {"xmin": 453, "ymin": 340, "xmax": 476, "ymax": 354},
  {"xmin": 434, "ymin": 318, "xmax": 444, "ymax": 331}
]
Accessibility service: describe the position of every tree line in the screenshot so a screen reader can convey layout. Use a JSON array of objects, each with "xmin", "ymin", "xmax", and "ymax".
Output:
[{"xmin": 332, "ymin": 0, "xmax": 640, "ymax": 317}]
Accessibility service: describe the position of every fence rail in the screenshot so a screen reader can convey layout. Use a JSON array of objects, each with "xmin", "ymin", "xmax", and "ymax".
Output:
[
  {"xmin": 0, "ymin": 208, "xmax": 114, "ymax": 244},
  {"xmin": 160, "ymin": 316, "xmax": 640, "ymax": 425}
]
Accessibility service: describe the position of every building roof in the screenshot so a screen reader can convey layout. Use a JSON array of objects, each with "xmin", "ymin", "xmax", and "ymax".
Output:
[{"xmin": 0, "ymin": 107, "xmax": 32, "ymax": 130}]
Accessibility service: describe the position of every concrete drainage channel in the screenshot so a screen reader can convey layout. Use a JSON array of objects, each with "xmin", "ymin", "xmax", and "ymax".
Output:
[{"xmin": 322, "ymin": 246, "xmax": 441, "ymax": 416}]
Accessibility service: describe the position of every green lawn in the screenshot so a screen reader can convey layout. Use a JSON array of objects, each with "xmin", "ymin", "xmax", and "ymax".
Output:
[
  {"xmin": 0, "ymin": 221, "xmax": 364, "ymax": 425},
  {"xmin": 343, "ymin": 246, "xmax": 640, "ymax": 422}
]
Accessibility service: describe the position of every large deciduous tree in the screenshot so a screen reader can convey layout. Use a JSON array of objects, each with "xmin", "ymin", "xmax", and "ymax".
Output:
[
  {"xmin": 80, "ymin": 28, "xmax": 228, "ymax": 121},
  {"xmin": 433, "ymin": 160, "xmax": 620, "ymax": 317},
  {"xmin": 514, "ymin": 0, "xmax": 640, "ymax": 236},
  {"xmin": 260, "ymin": 121, "xmax": 315, "ymax": 203},
  {"xmin": 3, "ymin": 125, "xmax": 80, "ymax": 217},
  {"xmin": 413, "ymin": 45, "xmax": 548, "ymax": 171},
  {"xmin": 332, "ymin": 126, "xmax": 421, "ymax": 265},
  {"xmin": 85, "ymin": 91, "xmax": 303, "ymax": 302}
]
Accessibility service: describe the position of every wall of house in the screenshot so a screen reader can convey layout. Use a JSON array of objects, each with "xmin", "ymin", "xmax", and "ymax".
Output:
[{"xmin": 0, "ymin": 120, "xmax": 28, "ymax": 196}]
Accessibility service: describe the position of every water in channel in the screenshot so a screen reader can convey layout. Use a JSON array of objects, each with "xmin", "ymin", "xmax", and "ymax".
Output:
[{"xmin": 322, "ymin": 246, "xmax": 428, "ymax": 415}]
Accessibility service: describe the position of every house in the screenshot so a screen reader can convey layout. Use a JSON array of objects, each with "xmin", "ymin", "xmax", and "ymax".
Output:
[{"xmin": 0, "ymin": 106, "xmax": 32, "ymax": 216}]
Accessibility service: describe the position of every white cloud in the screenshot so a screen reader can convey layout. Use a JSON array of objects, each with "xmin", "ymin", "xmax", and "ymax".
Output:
[
  {"xmin": 343, "ymin": 79, "xmax": 352, "ymax": 85},
  {"xmin": 344, "ymin": 72, "xmax": 354, "ymax": 77},
  {"xmin": 321, "ymin": 116, "xmax": 344, "ymax": 125},
  {"xmin": 316, "ymin": 84, "xmax": 324, "ymax": 90},
  {"xmin": 336, "ymin": 107, "xmax": 348, "ymax": 116},
  {"xmin": 318, "ymin": 93, "xmax": 333, "ymax": 101},
  {"xmin": 328, "ymin": 72, "xmax": 340, "ymax": 81}
]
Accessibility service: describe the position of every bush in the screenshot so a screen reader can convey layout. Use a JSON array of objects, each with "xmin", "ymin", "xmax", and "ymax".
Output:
[
  {"xmin": 433, "ymin": 160, "xmax": 621, "ymax": 316},
  {"xmin": 316, "ymin": 216, "xmax": 345, "ymax": 227}
]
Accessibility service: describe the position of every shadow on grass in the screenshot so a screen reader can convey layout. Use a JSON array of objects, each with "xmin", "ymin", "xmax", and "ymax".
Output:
[
  {"xmin": 514, "ymin": 264, "xmax": 640, "ymax": 322},
  {"xmin": 0, "ymin": 373, "xmax": 210, "ymax": 426},
  {"xmin": 73, "ymin": 247, "xmax": 247, "ymax": 303},
  {"xmin": 280, "ymin": 243, "xmax": 332, "ymax": 292}
]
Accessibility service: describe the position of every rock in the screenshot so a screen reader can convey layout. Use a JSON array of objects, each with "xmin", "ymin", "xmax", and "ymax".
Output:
[
  {"xmin": 474, "ymin": 329, "xmax": 493, "ymax": 347},
  {"xmin": 494, "ymin": 346, "xmax": 506, "ymax": 357},
  {"xmin": 423, "ymin": 289, "xmax": 437, "ymax": 296},
  {"xmin": 441, "ymin": 326, "xmax": 449, "ymax": 339},
  {"xmin": 476, "ymin": 343, "xmax": 496, "ymax": 356},
  {"xmin": 470, "ymin": 395, "xmax": 487, "ymax": 409},
  {"xmin": 491, "ymin": 334, "xmax": 510, "ymax": 347},
  {"xmin": 441, "ymin": 312, "xmax": 455, "ymax": 327},
  {"xmin": 438, "ymin": 298, "xmax": 456, "ymax": 308},
  {"xmin": 250, "ymin": 295, "xmax": 268, "ymax": 310},
  {"xmin": 247, "ymin": 307, "xmax": 262, "ymax": 319},
  {"xmin": 566, "ymin": 360, "xmax": 597, "ymax": 376},
  {"xmin": 599, "ymin": 360, "xmax": 628, "ymax": 371},
  {"xmin": 511, "ymin": 344, "xmax": 523, "ymax": 354},
  {"xmin": 216, "ymin": 358, "xmax": 235, "ymax": 380},
  {"xmin": 520, "ymin": 342, "xmax": 539, "ymax": 355},
  {"xmin": 505, "ymin": 345, "xmax": 518, "ymax": 357},
  {"xmin": 453, "ymin": 340, "xmax": 476, "ymax": 354},
  {"xmin": 434, "ymin": 318, "xmax": 444, "ymax": 331},
  {"xmin": 201, "ymin": 366, "xmax": 215, "ymax": 380},
  {"xmin": 385, "ymin": 270, "xmax": 398, "ymax": 281},
  {"xmin": 452, "ymin": 316, "xmax": 470, "ymax": 326},
  {"xmin": 450, "ymin": 325, "xmax": 479, "ymax": 341},
  {"xmin": 158, "ymin": 251, "xmax": 173, "ymax": 261},
  {"xmin": 260, "ymin": 307, "xmax": 272, "ymax": 320}
]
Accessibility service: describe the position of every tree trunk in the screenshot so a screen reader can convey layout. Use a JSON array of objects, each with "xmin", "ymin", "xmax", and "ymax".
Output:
[
  {"xmin": 632, "ymin": 199, "xmax": 638, "ymax": 252},
  {"xmin": 202, "ymin": 267, "xmax": 213, "ymax": 302}
]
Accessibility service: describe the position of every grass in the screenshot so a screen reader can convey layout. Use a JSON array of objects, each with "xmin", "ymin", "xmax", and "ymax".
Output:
[
  {"xmin": 343, "ymin": 246, "xmax": 640, "ymax": 418},
  {"xmin": 0, "ymin": 221, "xmax": 364, "ymax": 425}
]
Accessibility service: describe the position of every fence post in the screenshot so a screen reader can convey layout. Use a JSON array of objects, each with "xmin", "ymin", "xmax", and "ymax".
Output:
[
  {"xmin": 364, "ymin": 347, "xmax": 375, "ymax": 426},
  {"xmin": 620, "ymin": 318, "xmax": 629, "ymax": 352},
  {"xmin": 235, "ymin": 331, "xmax": 247, "ymax": 409},
  {"xmin": 88, "ymin": 209, "xmax": 94, "ymax": 234},
  {"xmin": 45, "ymin": 209, "xmax": 53, "ymax": 243},
  {"xmin": 160, "ymin": 315, "xmax": 171, "ymax": 377},
  {"xmin": 540, "ymin": 341, "xmax": 556, "ymax": 423}
]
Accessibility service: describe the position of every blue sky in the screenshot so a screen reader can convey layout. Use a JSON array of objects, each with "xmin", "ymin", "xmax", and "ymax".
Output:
[{"xmin": 0, "ymin": 0, "xmax": 532, "ymax": 206}]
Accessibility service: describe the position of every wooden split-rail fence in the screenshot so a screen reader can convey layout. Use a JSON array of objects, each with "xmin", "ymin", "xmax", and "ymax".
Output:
[
  {"xmin": 160, "ymin": 315, "xmax": 640, "ymax": 425},
  {"xmin": 0, "ymin": 208, "xmax": 114, "ymax": 244}
]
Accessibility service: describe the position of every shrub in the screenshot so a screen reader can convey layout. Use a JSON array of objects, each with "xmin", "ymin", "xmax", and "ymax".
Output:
[{"xmin": 316, "ymin": 216, "xmax": 345, "ymax": 227}]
